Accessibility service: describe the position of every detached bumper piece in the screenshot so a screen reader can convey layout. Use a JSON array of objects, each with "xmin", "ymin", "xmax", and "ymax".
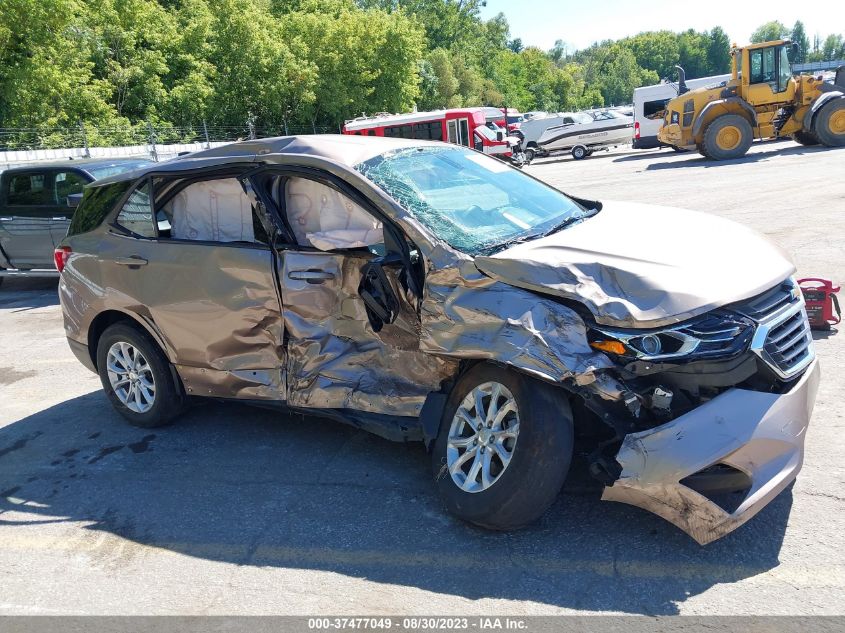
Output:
[{"xmin": 602, "ymin": 359, "xmax": 820, "ymax": 544}]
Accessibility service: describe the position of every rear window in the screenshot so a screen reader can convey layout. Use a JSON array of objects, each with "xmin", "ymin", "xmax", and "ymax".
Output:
[
  {"xmin": 86, "ymin": 161, "xmax": 152, "ymax": 180},
  {"xmin": 67, "ymin": 181, "xmax": 132, "ymax": 236}
]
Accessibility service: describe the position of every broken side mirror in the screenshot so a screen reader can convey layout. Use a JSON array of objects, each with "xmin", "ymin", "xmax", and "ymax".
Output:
[{"xmin": 359, "ymin": 258, "xmax": 400, "ymax": 332}]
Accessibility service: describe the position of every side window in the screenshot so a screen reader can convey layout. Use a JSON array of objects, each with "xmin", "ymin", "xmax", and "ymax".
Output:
[
  {"xmin": 284, "ymin": 176, "xmax": 383, "ymax": 252},
  {"xmin": 458, "ymin": 119, "xmax": 470, "ymax": 146},
  {"xmin": 55, "ymin": 171, "xmax": 88, "ymax": 204},
  {"xmin": 6, "ymin": 172, "xmax": 49, "ymax": 206},
  {"xmin": 643, "ymin": 99, "xmax": 669, "ymax": 120},
  {"xmin": 157, "ymin": 177, "xmax": 262, "ymax": 243},
  {"xmin": 68, "ymin": 181, "xmax": 131, "ymax": 236},
  {"xmin": 115, "ymin": 181, "xmax": 156, "ymax": 238}
]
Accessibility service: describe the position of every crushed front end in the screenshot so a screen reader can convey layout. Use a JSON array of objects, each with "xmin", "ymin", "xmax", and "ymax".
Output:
[{"xmin": 577, "ymin": 278, "xmax": 819, "ymax": 544}]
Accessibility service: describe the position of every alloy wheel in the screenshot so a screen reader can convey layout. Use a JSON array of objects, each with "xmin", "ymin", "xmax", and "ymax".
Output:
[
  {"xmin": 446, "ymin": 381, "xmax": 520, "ymax": 493},
  {"xmin": 106, "ymin": 341, "xmax": 156, "ymax": 413}
]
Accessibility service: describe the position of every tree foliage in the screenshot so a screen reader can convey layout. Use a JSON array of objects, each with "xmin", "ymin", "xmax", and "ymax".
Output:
[
  {"xmin": 2, "ymin": 1, "xmax": 843, "ymax": 139},
  {"xmin": 751, "ymin": 21, "xmax": 790, "ymax": 44}
]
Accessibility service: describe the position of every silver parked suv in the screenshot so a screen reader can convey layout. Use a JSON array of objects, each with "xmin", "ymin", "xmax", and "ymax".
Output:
[{"xmin": 58, "ymin": 135, "xmax": 819, "ymax": 544}]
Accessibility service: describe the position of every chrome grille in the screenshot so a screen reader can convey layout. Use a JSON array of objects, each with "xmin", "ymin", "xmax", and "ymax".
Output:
[
  {"xmin": 736, "ymin": 280, "xmax": 799, "ymax": 320},
  {"xmin": 738, "ymin": 279, "xmax": 815, "ymax": 379},
  {"xmin": 763, "ymin": 309, "xmax": 813, "ymax": 372}
]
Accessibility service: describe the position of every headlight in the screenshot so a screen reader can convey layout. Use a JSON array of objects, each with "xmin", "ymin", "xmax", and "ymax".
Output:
[{"xmin": 589, "ymin": 310, "xmax": 755, "ymax": 362}]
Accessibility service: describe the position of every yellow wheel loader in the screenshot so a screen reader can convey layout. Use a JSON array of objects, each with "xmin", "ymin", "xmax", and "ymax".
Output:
[{"xmin": 658, "ymin": 40, "xmax": 845, "ymax": 160}]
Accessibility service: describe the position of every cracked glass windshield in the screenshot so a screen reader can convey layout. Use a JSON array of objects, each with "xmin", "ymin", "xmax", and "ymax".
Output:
[{"xmin": 355, "ymin": 146, "xmax": 595, "ymax": 256}]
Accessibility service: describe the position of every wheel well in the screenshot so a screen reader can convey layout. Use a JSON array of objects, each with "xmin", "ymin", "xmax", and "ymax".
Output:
[{"xmin": 86, "ymin": 311, "xmax": 147, "ymax": 369}]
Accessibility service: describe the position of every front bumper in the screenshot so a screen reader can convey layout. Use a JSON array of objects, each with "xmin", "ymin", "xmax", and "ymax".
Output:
[
  {"xmin": 602, "ymin": 359, "xmax": 820, "ymax": 544},
  {"xmin": 657, "ymin": 123, "xmax": 684, "ymax": 148}
]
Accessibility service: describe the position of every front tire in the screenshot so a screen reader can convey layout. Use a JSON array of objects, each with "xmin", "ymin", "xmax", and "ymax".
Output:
[
  {"xmin": 814, "ymin": 99, "xmax": 845, "ymax": 147},
  {"xmin": 96, "ymin": 323, "xmax": 184, "ymax": 428},
  {"xmin": 431, "ymin": 363, "xmax": 573, "ymax": 530},
  {"xmin": 702, "ymin": 114, "xmax": 753, "ymax": 160}
]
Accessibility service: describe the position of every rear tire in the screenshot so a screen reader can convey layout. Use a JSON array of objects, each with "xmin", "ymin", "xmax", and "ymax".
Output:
[
  {"xmin": 571, "ymin": 146, "xmax": 587, "ymax": 160},
  {"xmin": 702, "ymin": 114, "xmax": 753, "ymax": 160},
  {"xmin": 431, "ymin": 363, "xmax": 573, "ymax": 530},
  {"xmin": 814, "ymin": 98, "xmax": 845, "ymax": 147},
  {"xmin": 96, "ymin": 323, "xmax": 184, "ymax": 428},
  {"xmin": 792, "ymin": 129, "xmax": 820, "ymax": 146}
]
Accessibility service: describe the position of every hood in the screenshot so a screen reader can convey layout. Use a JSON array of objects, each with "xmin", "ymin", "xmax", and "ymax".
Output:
[{"xmin": 473, "ymin": 201, "xmax": 795, "ymax": 328}]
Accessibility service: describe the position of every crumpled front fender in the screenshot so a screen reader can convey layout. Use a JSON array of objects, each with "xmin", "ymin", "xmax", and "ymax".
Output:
[{"xmin": 602, "ymin": 359, "xmax": 820, "ymax": 545}]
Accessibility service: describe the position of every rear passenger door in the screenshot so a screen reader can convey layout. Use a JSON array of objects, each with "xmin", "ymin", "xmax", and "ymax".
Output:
[
  {"xmin": 0, "ymin": 170, "xmax": 64, "ymax": 268},
  {"xmin": 95, "ymin": 170, "xmax": 287, "ymax": 400}
]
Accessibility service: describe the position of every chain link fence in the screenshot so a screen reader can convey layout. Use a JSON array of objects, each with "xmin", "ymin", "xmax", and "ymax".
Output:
[{"xmin": 0, "ymin": 120, "xmax": 341, "ymax": 168}]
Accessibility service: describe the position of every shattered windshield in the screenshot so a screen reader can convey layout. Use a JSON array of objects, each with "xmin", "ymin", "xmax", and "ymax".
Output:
[{"xmin": 355, "ymin": 146, "xmax": 595, "ymax": 256}]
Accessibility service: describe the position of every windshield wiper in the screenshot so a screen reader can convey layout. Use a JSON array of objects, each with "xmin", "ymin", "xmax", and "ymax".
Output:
[
  {"xmin": 481, "ymin": 207, "xmax": 599, "ymax": 255},
  {"xmin": 539, "ymin": 207, "xmax": 599, "ymax": 238}
]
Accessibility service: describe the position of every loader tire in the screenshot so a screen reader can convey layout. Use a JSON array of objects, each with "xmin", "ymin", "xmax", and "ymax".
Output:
[
  {"xmin": 791, "ymin": 130, "xmax": 819, "ymax": 146},
  {"xmin": 814, "ymin": 99, "xmax": 845, "ymax": 147},
  {"xmin": 702, "ymin": 114, "xmax": 753, "ymax": 160}
]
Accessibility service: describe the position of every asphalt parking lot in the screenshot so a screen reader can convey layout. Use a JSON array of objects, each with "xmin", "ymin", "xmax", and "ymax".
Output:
[{"xmin": 1, "ymin": 139, "xmax": 844, "ymax": 615}]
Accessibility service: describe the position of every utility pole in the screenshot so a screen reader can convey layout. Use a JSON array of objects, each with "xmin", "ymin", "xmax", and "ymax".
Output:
[
  {"xmin": 78, "ymin": 120, "xmax": 91, "ymax": 158},
  {"xmin": 146, "ymin": 121, "xmax": 158, "ymax": 162},
  {"xmin": 202, "ymin": 119, "xmax": 210, "ymax": 149}
]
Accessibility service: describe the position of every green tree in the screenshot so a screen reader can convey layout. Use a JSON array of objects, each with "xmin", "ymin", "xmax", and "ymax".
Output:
[
  {"xmin": 0, "ymin": 0, "xmax": 118, "ymax": 130},
  {"xmin": 750, "ymin": 20, "xmax": 790, "ymax": 44},
  {"xmin": 677, "ymin": 29, "xmax": 709, "ymax": 78},
  {"xmin": 209, "ymin": 0, "xmax": 315, "ymax": 128},
  {"xmin": 791, "ymin": 21, "xmax": 810, "ymax": 63},
  {"xmin": 822, "ymin": 34, "xmax": 845, "ymax": 61},
  {"xmin": 707, "ymin": 27, "xmax": 732, "ymax": 74},
  {"xmin": 625, "ymin": 31, "xmax": 680, "ymax": 79},
  {"xmin": 425, "ymin": 47, "xmax": 460, "ymax": 107}
]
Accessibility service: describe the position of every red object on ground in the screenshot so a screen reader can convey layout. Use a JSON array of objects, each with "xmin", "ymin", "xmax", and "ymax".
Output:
[{"xmin": 798, "ymin": 278, "xmax": 841, "ymax": 329}]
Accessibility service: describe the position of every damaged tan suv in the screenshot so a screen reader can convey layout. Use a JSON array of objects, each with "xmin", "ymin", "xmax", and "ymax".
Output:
[{"xmin": 58, "ymin": 135, "xmax": 819, "ymax": 544}]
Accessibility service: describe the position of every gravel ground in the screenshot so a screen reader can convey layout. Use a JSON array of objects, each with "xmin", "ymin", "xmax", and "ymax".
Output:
[{"xmin": 0, "ymin": 139, "xmax": 843, "ymax": 615}]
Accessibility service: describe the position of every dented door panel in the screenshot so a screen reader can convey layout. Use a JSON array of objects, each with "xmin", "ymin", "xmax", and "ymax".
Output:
[
  {"xmin": 95, "ymin": 234, "xmax": 286, "ymax": 399},
  {"xmin": 279, "ymin": 250, "xmax": 458, "ymax": 417}
]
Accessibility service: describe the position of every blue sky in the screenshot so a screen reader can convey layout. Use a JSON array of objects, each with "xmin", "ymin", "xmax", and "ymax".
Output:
[{"xmin": 478, "ymin": 0, "xmax": 845, "ymax": 52}]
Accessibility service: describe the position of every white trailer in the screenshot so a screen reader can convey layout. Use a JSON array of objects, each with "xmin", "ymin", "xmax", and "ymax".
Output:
[{"xmin": 632, "ymin": 74, "xmax": 731, "ymax": 149}]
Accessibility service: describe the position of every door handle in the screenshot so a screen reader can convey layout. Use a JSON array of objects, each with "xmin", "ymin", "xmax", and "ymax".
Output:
[
  {"xmin": 114, "ymin": 256, "xmax": 148, "ymax": 267},
  {"xmin": 0, "ymin": 217, "xmax": 13, "ymax": 221},
  {"xmin": 52, "ymin": 217, "xmax": 70, "ymax": 221},
  {"xmin": 288, "ymin": 269, "xmax": 335, "ymax": 283}
]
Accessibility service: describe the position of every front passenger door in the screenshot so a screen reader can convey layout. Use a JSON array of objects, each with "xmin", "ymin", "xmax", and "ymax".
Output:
[
  {"xmin": 0, "ymin": 171, "xmax": 59, "ymax": 269},
  {"xmin": 258, "ymin": 169, "xmax": 456, "ymax": 419}
]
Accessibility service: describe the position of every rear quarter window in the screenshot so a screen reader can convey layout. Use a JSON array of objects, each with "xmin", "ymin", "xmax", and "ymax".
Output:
[{"xmin": 67, "ymin": 181, "xmax": 131, "ymax": 237}]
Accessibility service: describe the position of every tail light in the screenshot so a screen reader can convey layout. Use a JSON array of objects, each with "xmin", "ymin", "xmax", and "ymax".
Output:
[
  {"xmin": 634, "ymin": 121, "xmax": 640, "ymax": 139},
  {"xmin": 54, "ymin": 245, "xmax": 72, "ymax": 272}
]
